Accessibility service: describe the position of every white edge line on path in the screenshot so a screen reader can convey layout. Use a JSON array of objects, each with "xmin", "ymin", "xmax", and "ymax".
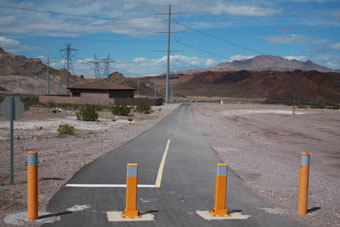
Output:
[
  {"xmin": 66, "ymin": 138, "xmax": 171, "ymax": 189},
  {"xmin": 66, "ymin": 184, "xmax": 155, "ymax": 188}
]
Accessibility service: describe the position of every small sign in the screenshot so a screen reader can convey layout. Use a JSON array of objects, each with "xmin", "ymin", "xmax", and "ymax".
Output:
[{"xmin": 1, "ymin": 97, "xmax": 24, "ymax": 120}]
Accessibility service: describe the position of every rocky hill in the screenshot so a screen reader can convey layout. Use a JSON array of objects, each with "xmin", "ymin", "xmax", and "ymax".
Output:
[
  {"xmin": 143, "ymin": 70, "xmax": 340, "ymax": 104},
  {"xmin": 0, "ymin": 47, "xmax": 84, "ymax": 95},
  {"xmin": 176, "ymin": 55, "xmax": 332, "ymax": 75},
  {"xmin": 108, "ymin": 72, "xmax": 157, "ymax": 97},
  {"xmin": 210, "ymin": 55, "xmax": 331, "ymax": 72}
]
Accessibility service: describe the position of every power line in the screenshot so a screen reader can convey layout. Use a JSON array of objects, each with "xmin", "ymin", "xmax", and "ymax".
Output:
[
  {"xmin": 173, "ymin": 37, "xmax": 228, "ymax": 59},
  {"xmin": 174, "ymin": 59, "xmax": 208, "ymax": 71},
  {"xmin": 0, "ymin": 4, "xmax": 126, "ymax": 21},
  {"xmin": 114, "ymin": 68, "xmax": 142, "ymax": 77},
  {"xmin": 102, "ymin": 54, "xmax": 115, "ymax": 77},
  {"xmin": 1, "ymin": 34, "xmax": 168, "ymax": 44},
  {"xmin": 175, "ymin": 19, "xmax": 265, "ymax": 55},
  {"xmin": 87, "ymin": 54, "xmax": 101, "ymax": 78}
]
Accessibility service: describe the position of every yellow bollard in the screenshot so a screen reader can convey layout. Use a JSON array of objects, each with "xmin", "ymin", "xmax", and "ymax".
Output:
[
  {"xmin": 121, "ymin": 163, "xmax": 139, "ymax": 218},
  {"xmin": 298, "ymin": 152, "xmax": 310, "ymax": 214},
  {"xmin": 209, "ymin": 163, "xmax": 228, "ymax": 217},
  {"xmin": 27, "ymin": 150, "xmax": 38, "ymax": 220}
]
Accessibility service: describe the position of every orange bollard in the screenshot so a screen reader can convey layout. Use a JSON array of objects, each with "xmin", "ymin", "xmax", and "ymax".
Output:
[
  {"xmin": 209, "ymin": 163, "xmax": 228, "ymax": 217},
  {"xmin": 27, "ymin": 150, "xmax": 38, "ymax": 220},
  {"xmin": 121, "ymin": 163, "xmax": 139, "ymax": 218},
  {"xmin": 297, "ymin": 152, "xmax": 310, "ymax": 214}
]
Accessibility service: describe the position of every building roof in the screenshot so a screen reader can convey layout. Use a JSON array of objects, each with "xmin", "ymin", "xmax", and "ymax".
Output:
[{"xmin": 69, "ymin": 80, "xmax": 136, "ymax": 90}]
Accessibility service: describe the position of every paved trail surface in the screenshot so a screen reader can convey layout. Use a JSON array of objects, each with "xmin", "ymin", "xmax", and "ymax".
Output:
[{"xmin": 44, "ymin": 104, "xmax": 301, "ymax": 227}]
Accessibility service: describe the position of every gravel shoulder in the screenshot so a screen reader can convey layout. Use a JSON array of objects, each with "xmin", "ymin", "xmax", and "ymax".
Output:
[
  {"xmin": 0, "ymin": 104, "xmax": 179, "ymax": 226},
  {"xmin": 192, "ymin": 103, "xmax": 340, "ymax": 227}
]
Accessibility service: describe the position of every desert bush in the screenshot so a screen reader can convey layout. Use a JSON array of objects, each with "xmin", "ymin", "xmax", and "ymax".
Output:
[
  {"xmin": 136, "ymin": 103, "xmax": 152, "ymax": 114},
  {"xmin": 128, "ymin": 117, "xmax": 133, "ymax": 121},
  {"xmin": 76, "ymin": 104, "xmax": 98, "ymax": 121},
  {"xmin": 22, "ymin": 97, "xmax": 39, "ymax": 110},
  {"xmin": 111, "ymin": 105, "xmax": 131, "ymax": 116},
  {"xmin": 57, "ymin": 124, "xmax": 75, "ymax": 136}
]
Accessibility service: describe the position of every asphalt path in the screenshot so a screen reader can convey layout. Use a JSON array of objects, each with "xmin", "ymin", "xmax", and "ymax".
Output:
[{"xmin": 43, "ymin": 103, "xmax": 301, "ymax": 227}]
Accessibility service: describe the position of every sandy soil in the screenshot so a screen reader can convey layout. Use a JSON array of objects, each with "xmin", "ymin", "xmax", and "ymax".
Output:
[
  {"xmin": 192, "ymin": 103, "xmax": 340, "ymax": 227},
  {"xmin": 0, "ymin": 104, "xmax": 178, "ymax": 226}
]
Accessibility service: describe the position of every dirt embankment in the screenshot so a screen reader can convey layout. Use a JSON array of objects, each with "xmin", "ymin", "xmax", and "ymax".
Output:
[
  {"xmin": 0, "ymin": 104, "xmax": 178, "ymax": 226},
  {"xmin": 192, "ymin": 103, "xmax": 340, "ymax": 227}
]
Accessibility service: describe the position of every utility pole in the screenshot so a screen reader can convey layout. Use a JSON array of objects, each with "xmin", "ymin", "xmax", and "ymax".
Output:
[
  {"xmin": 154, "ymin": 81, "xmax": 157, "ymax": 98},
  {"xmin": 137, "ymin": 80, "xmax": 140, "ymax": 96},
  {"xmin": 171, "ymin": 80, "xmax": 174, "ymax": 103},
  {"xmin": 166, "ymin": 5, "xmax": 171, "ymax": 103},
  {"xmin": 157, "ymin": 5, "xmax": 183, "ymax": 103},
  {"xmin": 46, "ymin": 54, "xmax": 50, "ymax": 96},
  {"xmin": 59, "ymin": 43, "xmax": 78, "ymax": 88}
]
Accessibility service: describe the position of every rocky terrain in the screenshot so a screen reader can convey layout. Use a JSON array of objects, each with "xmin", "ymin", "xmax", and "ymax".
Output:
[
  {"xmin": 192, "ymin": 103, "xmax": 340, "ymax": 227},
  {"xmin": 142, "ymin": 70, "xmax": 340, "ymax": 104},
  {"xmin": 209, "ymin": 55, "xmax": 331, "ymax": 72},
  {"xmin": 0, "ymin": 47, "xmax": 85, "ymax": 95},
  {"xmin": 0, "ymin": 48, "xmax": 155, "ymax": 97}
]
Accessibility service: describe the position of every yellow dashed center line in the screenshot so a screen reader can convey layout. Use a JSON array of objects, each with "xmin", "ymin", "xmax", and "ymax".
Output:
[{"xmin": 154, "ymin": 139, "xmax": 171, "ymax": 188}]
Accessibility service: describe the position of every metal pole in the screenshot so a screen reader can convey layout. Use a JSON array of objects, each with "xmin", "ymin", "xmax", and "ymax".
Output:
[
  {"xmin": 171, "ymin": 80, "xmax": 174, "ymax": 103},
  {"xmin": 10, "ymin": 97, "xmax": 14, "ymax": 185},
  {"xmin": 298, "ymin": 152, "xmax": 310, "ymax": 214},
  {"xmin": 27, "ymin": 150, "xmax": 38, "ymax": 220},
  {"xmin": 66, "ymin": 44, "xmax": 70, "ymax": 88},
  {"xmin": 154, "ymin": 81, "xmax": 157, "ymax": 98},
  {"xmin": 47, "ymin": 54, "xmax": 50, "ymax": 96},
  {"xmin": 166, "ymin": 4, "xmax": 171, "ymax": 103}
]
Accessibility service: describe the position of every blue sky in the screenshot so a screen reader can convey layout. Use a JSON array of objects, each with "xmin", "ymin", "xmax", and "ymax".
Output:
[{"xmin": 0, "ymin": 0, "xmax": 339, "ymax": 77}]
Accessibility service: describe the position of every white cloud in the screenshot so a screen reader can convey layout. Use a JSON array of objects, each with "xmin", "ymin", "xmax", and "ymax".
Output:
[
  {"xmin": 46, "ymin": 55, "xmax": 220, "ymax": 76},
  {"xmin": 309, "ymin": 55, "xmax": 340, "ymax": 69},
  {"xmin": 284, "ymin": 56, "xmax": 307, "ymax": 61},
  {"xmin": 329, "ymin": 42, "xmax": 340, "ymax": 51},
  {"xmin": 0, "ymin": 36, "xmax": 37, "ymax": 52},
  {"xmin": 259, "ymin": 34, "xmax": 311, "ymax": 44},
  {"xmin": 210, "ymin": 3, "xmax": 281, "ymax": 17},
  {"xmin": 227, "ymin": 55, "xmax": 254, "ymax": 62}
]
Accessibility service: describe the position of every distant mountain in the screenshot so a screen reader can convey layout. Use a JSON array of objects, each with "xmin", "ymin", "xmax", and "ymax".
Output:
[
  {"xmin": 209, "ymin": 55, "xmax": 331, "ymax": 72},
  {"xmin": 0, "ymin": 47, "xmax": 84, "ymax": 95},
  {"xmin": 142, "ymin": 69, "xmax": 340, "ymax": 104}
]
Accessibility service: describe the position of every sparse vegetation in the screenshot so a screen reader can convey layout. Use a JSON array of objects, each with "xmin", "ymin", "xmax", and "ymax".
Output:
[
  {"xmin": 57, "ymin": 124, "xmax": 75, "ymax": 136},
  {"xmin": 22, "ymin": 97, "xmax": 39, "ymax": 111},
  {"xmin": 111, "ymin": 105, "xmax": 131, "ymax": 116},
  {"xmin": 128, "ymin": 117, "xmax": 133, "ymax": 121},
  {"xmin": 297, "ymin": 104, "xmax": 340, "ymax": 110},
  {"xmin": 135, "ymin": 103, "xmax": 152, "ymax": 114},
  {"xmin": 76, "ymin": 104, "xmax": 98, "ymax": 121}
]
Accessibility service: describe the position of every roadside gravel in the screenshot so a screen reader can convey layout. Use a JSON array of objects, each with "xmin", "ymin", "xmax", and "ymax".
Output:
[{"xmin": 192, "ymin": 103, "xmax": 340, "ymax": 227}]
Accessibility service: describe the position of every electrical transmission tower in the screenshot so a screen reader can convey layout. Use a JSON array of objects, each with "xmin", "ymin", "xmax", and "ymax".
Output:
[
  {"xmin": 88, "ymin": 54, "xmax": 101, "ymax": 78},
  {"xmin": 101, "ymin": 54, "xmax": 115, "ymax": 77},
  {"xmin": 59, "ymin": 43, "xmax": 78, "ymax": 87}
]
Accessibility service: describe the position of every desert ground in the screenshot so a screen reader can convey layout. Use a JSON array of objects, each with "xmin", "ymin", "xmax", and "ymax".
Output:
[
  {"xmin": 0, "ymin": 104, "xmax": 178, "ymax": 226},
  {"xmin": 192, "ymin": 103, "xmax": 340, "ymax": 227}
]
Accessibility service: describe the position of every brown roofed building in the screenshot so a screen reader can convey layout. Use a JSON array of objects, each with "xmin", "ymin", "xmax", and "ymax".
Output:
[
  {"xmin": 39, "ymin": 79, "xmax": 163, "ymax": 106},
  {"xmin": 69, "ymin": 80, "xmax": 136, "ymax": 99}
]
